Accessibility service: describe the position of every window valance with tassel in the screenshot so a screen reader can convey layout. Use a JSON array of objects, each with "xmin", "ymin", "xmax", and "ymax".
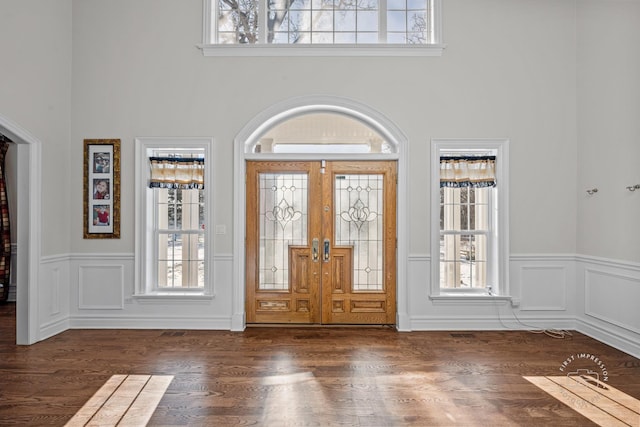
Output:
[
  {"xmin": 148, "ymin": 157, "xmax": 204, "ymax": 189},
  {"xmin": 440, "ymin": 156, "xmax": 496, "ymax": 188}
]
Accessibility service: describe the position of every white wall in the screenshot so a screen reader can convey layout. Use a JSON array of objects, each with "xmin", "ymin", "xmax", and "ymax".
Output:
[
  {"xmin": 62, "ymin": 0, "xmax": 581, "ymax": 338},
  {"xmin": 2, "ymin": 0, "xmax": 637, "ymax": 355},
  {"xmin": 426, "ymin": 0, "xmax": 578, "ymax": 255},
  {"xmin": 0, "ymin": 0, "xmax": 72, "ymax": 256},
  {"xmin": 574, "ymin": 0, "xmax": 640, "ymax": 358},
  {"xmin": 577, "ymin": 0, "xmax": 640, "ymax": 263},
  {"xmin": 70, "ymin": 0, "xmax": 578, "ymax": 256}
]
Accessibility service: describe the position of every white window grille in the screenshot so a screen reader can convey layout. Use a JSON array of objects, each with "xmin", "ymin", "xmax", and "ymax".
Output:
[{"xmin": 200, "ymin": 0, "xmax": 444, "ymax": 56}]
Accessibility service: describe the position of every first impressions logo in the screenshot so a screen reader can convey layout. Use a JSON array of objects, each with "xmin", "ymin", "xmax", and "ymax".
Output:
[
  {"xmin": 558, "ymin": 352, "xmax": 609, "ymax": 406},
  {"xmin": 559, "ymin": 353, "xmax": 608, "ymax": 382}
]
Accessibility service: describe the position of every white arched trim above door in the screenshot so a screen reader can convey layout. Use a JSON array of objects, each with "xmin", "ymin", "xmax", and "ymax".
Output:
[
  {"xmin": 232, "ymin": 95, "xmax": 411, "ymax": 330},
  {"xmin": 0, "ymin": 114, "xmax": 42, "ymax": 345},
  {"xmin": 237, "ymin": 96, "xmax": 403, "ymax": 156}
]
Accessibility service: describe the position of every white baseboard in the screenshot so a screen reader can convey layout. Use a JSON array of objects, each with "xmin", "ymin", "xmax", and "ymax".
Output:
[
  {"xmin": 410, "ymin": 315, "xmax": 576, "ymax": 331},
  {"xmin": 69, "ymin": 315, "xmax": 232, "ymax": 330},
  {"xmin": 576, "ymin": 317, "xmax": 640, "ymax": 359},
  {"xmin": 40, "ymin": 317, "xmax": 70, "ymax": 341},
  {"xmin": 231, "ymin": 312, "xmax": 246, "ymax": 331}
]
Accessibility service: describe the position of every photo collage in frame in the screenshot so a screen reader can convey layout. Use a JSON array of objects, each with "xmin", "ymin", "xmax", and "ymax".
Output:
[{"xmin": 84, "ymin": 139, "xmax": 120, "ymax": 238}]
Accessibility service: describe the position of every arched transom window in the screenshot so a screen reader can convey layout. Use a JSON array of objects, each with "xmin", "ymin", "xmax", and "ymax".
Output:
[{"xmin": 253, "ymin": 112, "xmax": 393, "ymax": 154}]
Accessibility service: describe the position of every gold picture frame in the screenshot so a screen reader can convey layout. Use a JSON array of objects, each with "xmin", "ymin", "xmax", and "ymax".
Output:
[{"xmin": 83, "ymin": 139, "xmax": 121, "ymax": 239}]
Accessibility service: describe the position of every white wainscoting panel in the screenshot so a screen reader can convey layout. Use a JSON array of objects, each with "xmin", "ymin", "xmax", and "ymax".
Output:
[
  {"xmin": 407, "ymin": 254, "xmax": 576, "ymax": 331},
  {"xmin": 576, "ymin": 256, "xmax": 640, "ymax": 358},
  {"xmin": 78, "ymin": 264, "xmax": 125, "ymax": 310},
  {"xmin": 69, "ymin": 253, "xmax": 233, "ymax": 331},
  {"xmin": 407, "ymin": 255, "xmax": 431, "ymax": 310},
  {"xmin": 49, "ymin": 266, "xmax": 61, "ymax": 315},
  {"xmin": 519, "ymin": 265, "xmax": 567, "ymax": 311},
  {"xmin": 584, "ymin": 268, "xmax": 640, "ymax": 334},
  {"xmin": 39, "ymin": 254, "xmax": 71, "ymax": 340},
  {"xmin": 27, "ymin": 251, "xmax": 640, "ymax": 360}
]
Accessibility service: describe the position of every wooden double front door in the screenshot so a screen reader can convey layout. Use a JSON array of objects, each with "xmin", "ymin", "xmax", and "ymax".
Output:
[{"xmin": 246, "ymin": 161, "xmax": 397, "ymax": 325}]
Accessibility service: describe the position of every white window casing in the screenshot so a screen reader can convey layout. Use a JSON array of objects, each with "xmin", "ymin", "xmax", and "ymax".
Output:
[
  {"xmin": 430, "ymin": 139, "xmax": 510, "ymax": 301},
  {"xmin": 134, "ymin": 137, "xmax": 214, "ymax": 300},
  {"xmin": 199, "ymin": 0, "xmax": 445, "ymax": 57}
]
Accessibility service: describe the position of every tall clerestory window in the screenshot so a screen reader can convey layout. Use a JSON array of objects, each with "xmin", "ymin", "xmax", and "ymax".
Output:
[{"xmin": 201, "ymin": 0, "xmax": 444, "ymax": 55}]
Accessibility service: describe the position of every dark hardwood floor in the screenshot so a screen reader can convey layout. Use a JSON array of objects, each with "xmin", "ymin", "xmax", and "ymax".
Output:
[{"xmin": 0, "ymin": 302, "xmax": 638, "ymax": 426}]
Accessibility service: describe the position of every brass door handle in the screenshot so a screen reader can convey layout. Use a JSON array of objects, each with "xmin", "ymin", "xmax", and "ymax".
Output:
[
  {"xmin": 312, "ymin": 238, "xmax": 319, "ymax": 262},
  {"xmin": 323, "ymin": 238, "xmax": 330, "ymax": 262}
]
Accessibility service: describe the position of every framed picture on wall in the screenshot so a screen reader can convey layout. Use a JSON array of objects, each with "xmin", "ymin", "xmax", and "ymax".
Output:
[{"xmin": 83, "ymin": 139, "xmax": 120, "ymax": 238}]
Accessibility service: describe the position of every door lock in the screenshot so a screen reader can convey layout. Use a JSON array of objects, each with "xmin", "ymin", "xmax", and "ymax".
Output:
[{"xmin": 323, "ymin": 238, "xmax": 330, "ymax": 262}]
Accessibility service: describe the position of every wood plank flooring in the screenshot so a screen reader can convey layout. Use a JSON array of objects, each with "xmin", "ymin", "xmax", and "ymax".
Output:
[
  {"xmin": 64, "ymin": 374, "xmax": 174, "ymax": 426},
  {"xmin": 525, "ymin": 376, "xmax": 639, "ymax": 426},
  {"xmin": 1, "ymin": 303, "xmax": 639, "ymax": 426}
]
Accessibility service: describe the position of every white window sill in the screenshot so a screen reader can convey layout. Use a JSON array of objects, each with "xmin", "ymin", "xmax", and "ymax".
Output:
[
  {"xmin": 197, "ymin": 43, "xmax": 446, "ymax": 57},
  {"xmin": 133, "ymin": 293, "xmax": 214, "ymax": 303},
  {"xmin": 429, "ymin": 294, "xmax": 513, "ymax": 305}
]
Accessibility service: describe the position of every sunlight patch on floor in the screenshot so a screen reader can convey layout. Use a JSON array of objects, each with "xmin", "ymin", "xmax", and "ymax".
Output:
[
  {"xmin": 64, "ymin": 374, "xmax": 173, "ymax": 427},
  {"xmin": 524, "ymin": 375, "xmax": 640, "ymax": 427}
]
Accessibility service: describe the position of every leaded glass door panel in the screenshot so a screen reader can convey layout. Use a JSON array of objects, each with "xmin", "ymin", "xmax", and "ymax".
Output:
[
  {"xmin": 320, "ymin": 161, "xmax": 396, "ymax": 325},
  {"xmin": 246, "ymin": 161, "xmax": 396, "ymax": 325}
]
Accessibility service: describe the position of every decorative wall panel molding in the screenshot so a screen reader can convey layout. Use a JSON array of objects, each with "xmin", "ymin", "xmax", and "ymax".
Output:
[
  {"xmin": 38, "ymin": 255, "xmax": 71, "ymax": 342},
  {"xmin": 408, "ymin": 254, "xmax": 575, "ymax": 330},
  {"xmin": 78, "ymin": 265, "xmax": 125, "ymax": 310},
  {"xmin": 519, "ymin": 265, "xmax": 567, "ymax": 311},
  {"xmin": 49, "ymin": 266, "xmax": 61, "ymax": 316},
  {"xmin": 584, "ymin": 268, "xmax": 640, "ymax": 334}
]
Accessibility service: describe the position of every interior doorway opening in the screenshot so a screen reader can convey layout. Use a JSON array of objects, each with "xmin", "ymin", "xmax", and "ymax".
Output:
[
  {"xmin": 0, "ymin": 114, "xmax": 42, "ymax": 345},
  {"xmin": 0, "ymin": 135, "xmax": 15, "ymax": 304}
]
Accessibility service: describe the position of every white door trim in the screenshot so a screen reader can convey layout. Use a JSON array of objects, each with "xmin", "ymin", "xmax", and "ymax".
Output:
[
  {"xmin": 0, "ymin": 114, "xmax": 42, "ymax": 344},
  {"xmin": 232, "ymin": 95, "xmax": 410, "ymax": 330}
]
